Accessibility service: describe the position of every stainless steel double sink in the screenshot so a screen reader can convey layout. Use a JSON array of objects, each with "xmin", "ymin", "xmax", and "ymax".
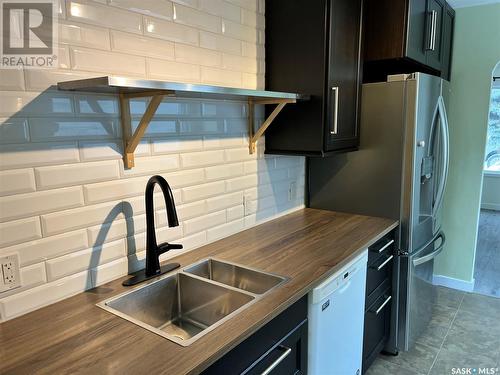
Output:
[{"xmin": 97, "ymin": 258, "xmax": 287, "ymax": 346}]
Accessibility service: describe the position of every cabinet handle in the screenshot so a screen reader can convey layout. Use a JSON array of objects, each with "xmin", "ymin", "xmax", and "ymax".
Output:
[
  {"xmin": 370, "ymin": 254, "xmax": 394, "ymax": 271},
  {"xmin": 369, "ymin": 295, "xmax": 392, "ymax": 315},
  {"xmin": 260, "ymin": 345, "xmax": 292, "ymax": 375},
  {"xmin": 427, "ymin": 10, "xmax": 438, "ymax": 51},
  {"xmin": 372, "ymin": 239, "xmax": 394, "ymax": 254},
  {"xmin": 330, "ymin": 86, "xmax": 339, "ymax": 135}
]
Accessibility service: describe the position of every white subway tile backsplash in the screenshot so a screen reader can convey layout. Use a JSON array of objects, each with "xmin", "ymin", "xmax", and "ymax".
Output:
[
  {"xmin": 91, "ymin": 257, "xmax": 128, "ymax": 287},
  {"xmin": 0, "ymin": 92, "xmax": 72, "ymax": 117},
  {"xmin": 147, "ymin": 58, "xmax": 200, "ymax": 82},
  {"xmin": 120, "ymin": 155, "xmax": 179, "ymax": 177},
  {"xmin": 152, "ymin": 137, "xmax": 203, "ymax": 154},
  {"xmin": 174, "ymin": 44, "xmax": 221, "ymax": 67},
  {"xmin": 0, "ymin": 187, "xmax": 84, "ymax": 223},
  {"xmin": 84, "ymin": 176, "xmax": 148, "ymax": 204},
  {"xmin": 71, "ymin": 47, "xmax": 146, "ymax": 76},
  {"xmin": 206, "ymin": 191, "xmax": 243, "ymax": 212},
  {"xmin": 206, "ymin": 218, "xmax": 243, "ymax": 241},
  {"xmin": 0, "ymin": 69, "xmax": 24, "ymax": 90},
  {"xmin": 173, "ymin": 3, "xmax": 221, "ymax": 33},
  {"xmin": 0, "ymin": 217, "xmax": 41, "ymax": 248},
  {"xmin": 162, "ymin": 168, "xmax": 205, "ymax": 187},
  {"xmin": 46, "ymin": 239, "xmax": 126, "ymax": 281},
  {"xmin": 0, "ymin": 118, "xmax": 29, "ymax": 144},
  {"xmin": 205, "ymin": 162, "xmax": 243, "ymax": 181},
  {"xmin": 75, "ymin": 94, "xmax": 118, "ymax": 115},
  {"xmin": 41, "ymin": 201, "xmax": 126, "ymax": 236},
  {"xmin": 182, "ymin": 180, "xmax": 225, "ymax": 202},
  {"xmin": 201, "ymin": 66, "xmax": 242, "ymax": 87},
  {"xmin": 227, "ymin": 205, "xmax": 244, "ymax": 221},
  {"xmin": 111, "ymin": 31, "xmax": 175, "ymax": 60},
  {"xmin": 0, "ymin": 142, "xmax": 79, "ymax": 170},
  {"xmin": 67, "ymin": 1, "xmax": 142, "ymax": 34},
  {"xmin": 0, "ymin": 229, "xmax": 88, "ymax": 267},
  {"xmin": 109, "ymin": 0, "xmax": 173, "ymax": 20},
  {"xmin": 183, "ymin": 210, "xmax": 226, "ymax": 234},
  {"xmin": 144, "ymin": 16, "xmax": 199, "ymax": 46},
  {"xmin": 222, "ymin": 19, "xmax": 257, "ymax": 43},
  {"xmin": 59, "ymin": 21, "xmax": 111, "ymax": 50},
  {"xmin": 199, "ymin": 31, "xmax": 241, "ymax": 54},
  {"xmin": 0, "ymin": 0, "xmax": 307, "ymax": 321},
  {"xmin": 29, "ymin": 117, "xmax": 117, "ymax": 141},
  {"xmin": 35, "ymin": 161, "xmax": 120, "ymax": 190},
  {"xmin": 222, "ymin": 53, "xmax": 258, "ymax": 73},
  {"xmin": 0, "ymin": 169, "xmax": 36, "ymax": 196},
  {"xmin": 0, "ymin": 271, "xmax": 91, "ymax": 320},
  {"xmin": 180, "ymin": 150, "xmax": 224, "ymax": 168},
  {"xmin": 199, "ymin": 0, "xmax": 240, "ymax": 21}
]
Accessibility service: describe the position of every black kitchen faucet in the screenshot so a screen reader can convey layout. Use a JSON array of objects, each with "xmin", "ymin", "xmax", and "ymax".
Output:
[{"xmin": 123, "ymin": 175, "xmax": 183, "ymax": 286}]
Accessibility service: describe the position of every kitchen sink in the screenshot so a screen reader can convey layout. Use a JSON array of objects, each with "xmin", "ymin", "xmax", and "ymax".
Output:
[
  {"xmin": 97, "ymin": 259, "xmax": 287, "ymax": 346},
  {"xmin": 184, "ymin": 258, "xmax": 286, "ymax": 294}
]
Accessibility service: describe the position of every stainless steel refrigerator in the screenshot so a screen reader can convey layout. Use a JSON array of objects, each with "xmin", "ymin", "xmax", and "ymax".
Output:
[{"xmin": 308, "ymin": 72, "xmax": 450, "ymax": 352}]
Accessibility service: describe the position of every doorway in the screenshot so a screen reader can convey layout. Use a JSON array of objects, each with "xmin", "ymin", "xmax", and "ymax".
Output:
[{"xmin": 473, "ymin": 63, "xmax": 500, "ymax": 298}]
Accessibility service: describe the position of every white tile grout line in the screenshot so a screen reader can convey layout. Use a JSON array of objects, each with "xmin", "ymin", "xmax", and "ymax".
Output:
[{"xmin": 426, "ymin": 291, "xmax": 466, "ymax": 375}]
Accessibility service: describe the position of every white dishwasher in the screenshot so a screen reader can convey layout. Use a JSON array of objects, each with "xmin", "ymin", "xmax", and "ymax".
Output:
[{"xmin": 308, "ymin": 250, "xmax": 368, "ymax": 375}]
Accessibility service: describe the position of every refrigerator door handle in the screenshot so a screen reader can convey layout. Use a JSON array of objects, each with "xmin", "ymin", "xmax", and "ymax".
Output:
[
  {"xmin": 431, "ymin": 96, "xmax": 450, "ymax": 218},
  {"xmin": 412, "ymin": 231, "xmax": 446, "ymax": 266}
]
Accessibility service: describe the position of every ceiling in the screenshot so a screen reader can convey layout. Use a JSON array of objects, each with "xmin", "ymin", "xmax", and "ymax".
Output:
[{"xmin": 448, "ymin": 0, "xmax": 500, "ymax": 8}]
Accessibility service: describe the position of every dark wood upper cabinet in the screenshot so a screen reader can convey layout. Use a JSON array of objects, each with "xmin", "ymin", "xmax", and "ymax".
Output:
[
  {"xmin": 363, "ymin": 0, "xmax": 455, "ymax": 82},
  {"xmin": 264, "ymin": 0, "xmax": 363, "ymax": 156}
]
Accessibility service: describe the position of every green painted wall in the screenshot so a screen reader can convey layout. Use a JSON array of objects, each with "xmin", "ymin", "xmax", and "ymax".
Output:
[{"xmin": 434, "ymin": 3, "xmax": 500, "ymax": 283}]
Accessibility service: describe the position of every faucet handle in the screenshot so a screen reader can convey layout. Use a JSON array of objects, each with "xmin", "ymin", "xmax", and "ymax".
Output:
[{"xmin": 157, "ymin": 242, "xmax": 183, "ymax": 255}]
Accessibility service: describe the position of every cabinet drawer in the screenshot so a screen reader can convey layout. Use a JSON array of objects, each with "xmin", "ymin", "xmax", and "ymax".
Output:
[
  {"xmin": 363, "ymin": 287, "xmax": 392, "ymax": 373},
  {"xmin": 366, "ymin": 253, "xmax": 393, "ymax": 297},
  {"xmin": 368, "ymin": 235, "xmax": 395, "ymax": 264},
  {"xmin": 245, "ymin": 319, "xmax": 307, "ymax": 375},
  {"xmin": 201, "ymin": 296, "xmax": 307, "ymax": 374}
]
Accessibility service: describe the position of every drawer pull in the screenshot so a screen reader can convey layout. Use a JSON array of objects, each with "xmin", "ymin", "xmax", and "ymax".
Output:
[
  {"xmin": 370, "ymin": 254, "xmax": 394, "ymax": 271},
  {"xmin": 370, "ymin": 295, "xmax": 392, "ymax": 315},
  {"xmin": 372, "ymin": 239, "xmax": 394, "ymax": 254},
  {"xmin": 260, "ymin": 345, "xmax": 292, "ymax": 375}
]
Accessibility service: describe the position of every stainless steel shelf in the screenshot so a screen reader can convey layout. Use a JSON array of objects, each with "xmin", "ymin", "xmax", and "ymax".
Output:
[
  {"xmin": 57, "ymin": 76, "xmax": 308, "ymax": 101},
  {"xmin": 57, "ymin": 76, "xmax": 308, "ymax": 168}
]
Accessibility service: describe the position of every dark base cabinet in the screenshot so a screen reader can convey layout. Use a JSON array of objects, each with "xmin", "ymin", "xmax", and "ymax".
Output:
[
  {"xmin": 201, "ymin": 296, "xmax": 308, "ymax": 375},
  {"xmin": 362, "ymin": 231, "xmax": 396, "ymax": 373}
]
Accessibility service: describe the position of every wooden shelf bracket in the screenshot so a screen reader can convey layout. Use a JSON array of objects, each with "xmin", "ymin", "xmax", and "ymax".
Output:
[
  {"xmin": 248, "ymin": 98, "xmax": 296, "ymax": 154},
  {"xmin": 119, "ymin": 91, "xmax": 174, "ymax": 169}
]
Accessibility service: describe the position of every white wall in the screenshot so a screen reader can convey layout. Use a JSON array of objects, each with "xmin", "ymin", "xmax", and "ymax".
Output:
[{"xmin": 0, "ymin": 0, "xmax": 306, "ymax": 321}]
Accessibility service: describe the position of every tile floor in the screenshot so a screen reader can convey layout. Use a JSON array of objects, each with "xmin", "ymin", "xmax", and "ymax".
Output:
[
  {"xmin": 474, "ymin": 209, "xmax": 500, "ymax": 298},
  {"xmin": 366, "ymin": 287, "xmax": 500, "ymax": 375}
]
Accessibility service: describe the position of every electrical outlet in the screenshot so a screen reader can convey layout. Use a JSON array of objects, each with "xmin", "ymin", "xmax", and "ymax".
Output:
[
  {"xmin": 0, "ymin": 253, "xmax": 21, "ymax": 293},
  {"xmin": 243, "ymin": 194, "xmax": 255, "ymax": 216},
  {"xmin": 288, "ymin": 181, "xmax": 297, "ymax": 201}
]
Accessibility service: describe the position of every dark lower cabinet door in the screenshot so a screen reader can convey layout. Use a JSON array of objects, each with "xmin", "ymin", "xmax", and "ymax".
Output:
[{"xmin": 325, "ymin": 0, "xmax": 363, "ymax": 151}]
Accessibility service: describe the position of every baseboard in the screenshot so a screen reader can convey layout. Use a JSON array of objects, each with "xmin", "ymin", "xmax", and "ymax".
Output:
[
  {"xmin": 433, "ymin": 274, "xmax": 475, "ymax": 292},
  {"xmin": 481, "ymin": 203, "xmax": 500, "ymax": 211}
]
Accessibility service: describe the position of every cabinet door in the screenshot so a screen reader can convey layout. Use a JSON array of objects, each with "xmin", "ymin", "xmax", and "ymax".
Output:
[
  {"xmin": 325, "ymin": 0, "xmax": 362, "ymax": 151},
  {"xmin": 425, "ymin": 0, "xmax": 445, "ymax": 71},
  {"xmin": 440, "ymin": 4, "xmax": 455, "ymax": 80},
  {"xmin": 406, "ymin": 0, "xmax": 428, "ymax": 65}
]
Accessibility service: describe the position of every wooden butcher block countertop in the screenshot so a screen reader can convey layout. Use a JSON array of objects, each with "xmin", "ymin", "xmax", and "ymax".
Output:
[{"xmin": 0, "ymin": 208, "xmax": 397, "ymax": 375}]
